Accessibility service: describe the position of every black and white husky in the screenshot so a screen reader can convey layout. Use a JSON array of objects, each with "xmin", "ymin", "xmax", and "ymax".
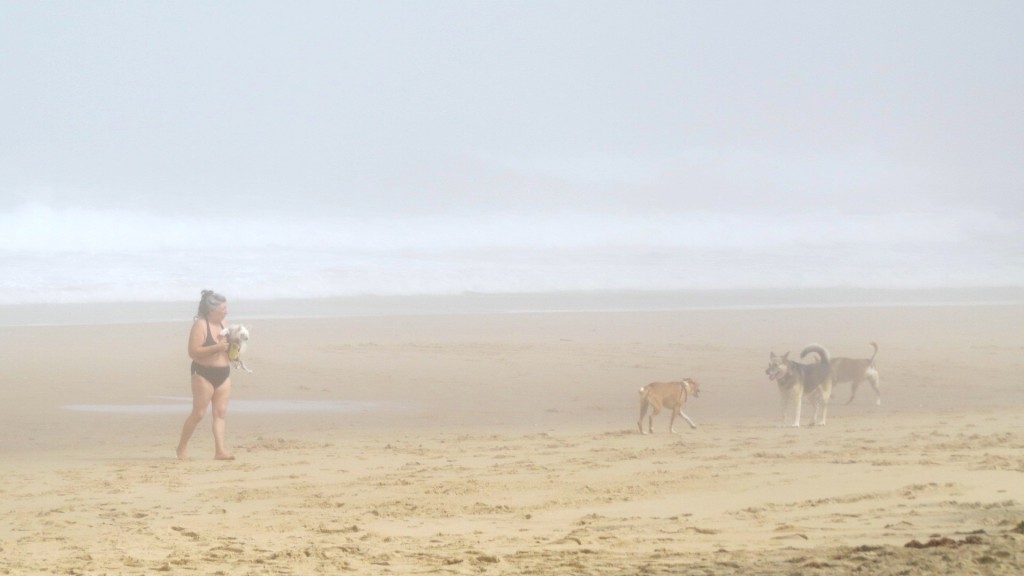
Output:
[{"xmin": 765, "ymin": 344, "xmax": 833, "ymax": 427}]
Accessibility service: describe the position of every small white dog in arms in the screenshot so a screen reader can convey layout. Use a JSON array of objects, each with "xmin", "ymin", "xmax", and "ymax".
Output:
[{"xmin": 221, "ymin": 325, "xmax": 253, "ymax": 373}]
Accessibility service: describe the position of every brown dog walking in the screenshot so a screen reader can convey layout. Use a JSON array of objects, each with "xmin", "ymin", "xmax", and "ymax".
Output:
[{"xmin": 637, "ymin": 378, "xmax": 701, "ymax": 434}]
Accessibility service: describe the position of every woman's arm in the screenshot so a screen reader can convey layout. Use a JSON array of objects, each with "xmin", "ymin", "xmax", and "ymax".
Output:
[{"xmin": 188, "ymin": 320, "xmax": 229, "ymax": 360}]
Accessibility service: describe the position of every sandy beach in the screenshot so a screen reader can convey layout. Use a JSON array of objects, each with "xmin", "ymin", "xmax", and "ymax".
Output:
[{"xmin": 2, "ymin": 296, "xmax": 1023, "ymax": 574}]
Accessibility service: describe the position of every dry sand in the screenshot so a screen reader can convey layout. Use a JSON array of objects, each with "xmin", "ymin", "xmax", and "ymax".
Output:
[{"xmin": 2, "ymin": 298, "xmax": 1024, "ymax": 574}]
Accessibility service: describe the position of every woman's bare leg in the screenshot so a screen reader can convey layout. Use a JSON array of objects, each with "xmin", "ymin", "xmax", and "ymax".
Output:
[
  {"xmin": 211, "ymin": 379, "xmax": 234, "ymax": 460},
  {"xmin": 177, "ymin": 375, "xmax": 214, "ymax": 460}
]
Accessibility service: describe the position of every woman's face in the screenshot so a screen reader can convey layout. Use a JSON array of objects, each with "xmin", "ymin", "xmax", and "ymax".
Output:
[{"xmin": 209, "ymin": 302, "xmax": 228, "ymax": 321}]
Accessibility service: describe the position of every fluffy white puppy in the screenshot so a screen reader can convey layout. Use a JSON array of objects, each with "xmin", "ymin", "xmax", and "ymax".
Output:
[{"xmin": 220, "ymin": 325, "xmax": 253, "ymax": 373}]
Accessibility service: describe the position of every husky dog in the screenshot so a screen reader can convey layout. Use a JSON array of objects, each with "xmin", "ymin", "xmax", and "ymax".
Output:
[
  {"xmin": 831, "ymin": 342, "xmax": 881, "ymax": 405},
  {"xmin": 637, "ymin": 378, "xmax": 701, "ymax": 434},
  {"xmin": 220, "ymin": 325, "xmax": 253, "ymax": 373},
  {"xmin": 765, "ymin": 345, "xmax": 833, "ymax": 427}
]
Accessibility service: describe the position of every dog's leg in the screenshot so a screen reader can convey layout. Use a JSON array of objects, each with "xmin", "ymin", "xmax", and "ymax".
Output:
[
  {"xmin": 780, "ymin": 386, "xmax": 802, "ymax": 428},
  {"xmin": 235, "ymin": 341, "xmax": 253, "ymax": 373},
  {"xmin": 638, "ymin": 398, "xmax": 649, "ymax": 434},
  {"xmin": 779, "ymin": 388, "xmax": 794, "ymax": 428},
  {"xmin": 778, "ymin": 391, "xmax": 787, "ymax": 427},
  {"xmin": 650, "ymin": 404, "xmax": 662, "ymax": 434},
  {"xmin": 676, "ymin": 408, "xmax": 697, "ymax": 430},
  {"xmin": 867, "ymin": 368, "xmax": 881, "ymax": 405},
  {"xmin": 791, "ymin": 387, "xmax": 803, "ymax": 428},
  {"xmin": 811, "ymin": 391, "xmax": 825, "ymax": 426},
  {"xmin": 817, "ymin": 383, "xmax": 832, "ymax": 426},
  {"xmin": 782, "ymin": 381, "xmax": 798, "ymax": 426},
  {"xmin": 845, "ymin": 378, "xmax": 860, "ymax": 405},
  {"xmin": 647, "ymin": 403, "xmax": 663, "ymax": 430},
  {"xmin": 777, "ymin": 386, "xmax": 787, "ymax": 426}
]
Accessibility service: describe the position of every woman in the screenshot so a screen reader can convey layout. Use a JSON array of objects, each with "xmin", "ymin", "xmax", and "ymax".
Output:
[{"xmin": 177, "ymin": 290, "xmax": 235, "ymax": 460}]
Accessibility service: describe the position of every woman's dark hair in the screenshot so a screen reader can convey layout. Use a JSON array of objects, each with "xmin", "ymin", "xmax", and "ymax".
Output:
[{"xmin": 196, "ymin": 289, "xmax": 227, "ymax": 319}]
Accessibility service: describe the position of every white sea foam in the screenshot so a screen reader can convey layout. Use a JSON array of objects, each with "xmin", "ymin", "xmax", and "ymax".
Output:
[
  {"xmin": 0, "ymin": 201, "xmax": 1008, "ymax": 253},
  {"xmin": 1, "ymin": 202, "xmax": 1021, "ymax": 304}
]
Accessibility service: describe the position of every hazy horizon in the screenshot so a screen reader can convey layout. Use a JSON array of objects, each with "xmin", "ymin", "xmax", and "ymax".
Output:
[{"xmin": 2, "ymin": 2, "xmax": 1022, "ymax": 303}]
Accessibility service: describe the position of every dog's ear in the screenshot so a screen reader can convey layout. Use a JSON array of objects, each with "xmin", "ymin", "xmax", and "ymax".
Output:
[{"xmin": 782, "ymin": 351, "xmax": 790, "ymax": 360}]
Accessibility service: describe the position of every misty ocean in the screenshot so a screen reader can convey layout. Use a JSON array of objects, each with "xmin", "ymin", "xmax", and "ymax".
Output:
[
  {"xmin": 2, "ymin": 204, "xmax": 1022, "ymax": 312},
  {"xmin": 3, "ymin": 2, "xmax": 1022, "ymax": 327}
]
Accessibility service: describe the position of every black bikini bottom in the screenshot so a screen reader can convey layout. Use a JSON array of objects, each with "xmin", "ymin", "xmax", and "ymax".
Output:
[{"xmin": 191, "ymin": 362, "xmax": 230, "ymax": 388}]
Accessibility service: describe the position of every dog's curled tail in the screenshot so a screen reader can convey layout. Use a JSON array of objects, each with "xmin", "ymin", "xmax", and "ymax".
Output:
[
  {"xmin": 799, "ymin": 344, "xmax": 831, "ymax": 365},
  {"xmin": 868, "ymin": 341, "xmax": 879, "ymax": 365}
]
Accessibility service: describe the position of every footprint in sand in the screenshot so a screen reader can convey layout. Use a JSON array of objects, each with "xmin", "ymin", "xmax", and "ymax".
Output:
[{"xmin": 171, "ymin": 526, "xmax": 201, "ymax": 540}]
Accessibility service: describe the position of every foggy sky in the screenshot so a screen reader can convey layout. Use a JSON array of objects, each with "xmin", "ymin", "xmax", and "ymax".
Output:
[{"xmin": 2, "ymin": 1, "xmax": 1021, "ymax": 220}]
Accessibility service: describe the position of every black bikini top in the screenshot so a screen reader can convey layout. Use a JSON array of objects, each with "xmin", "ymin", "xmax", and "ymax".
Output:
[{"xmin": 202, "ymin": 319, "xmax": 223, "ymax": 346}]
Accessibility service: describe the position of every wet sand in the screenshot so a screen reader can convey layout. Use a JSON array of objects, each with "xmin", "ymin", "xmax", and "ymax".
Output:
[{"xmin": 2, "ymin": 298, "xmax": 1023, "ymax": 574}]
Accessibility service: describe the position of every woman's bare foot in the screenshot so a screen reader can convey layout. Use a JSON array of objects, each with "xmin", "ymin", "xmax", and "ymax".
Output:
[
  {"xmin": 215, "ymin": 452, "xmax": 235, "ymax": 461},
  {"xmin": 176, "ymin": 446, "xmax": 190, "ymax": 460}
]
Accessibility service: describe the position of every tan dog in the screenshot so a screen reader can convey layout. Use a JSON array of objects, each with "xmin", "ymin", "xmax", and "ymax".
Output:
[
  {"xmin": 637, "ymin": 378, "xmax": 700, "ymax": 434},
  {"xmin": 831, "ymin": 342, "xmax": 881, "ymax": 405}
]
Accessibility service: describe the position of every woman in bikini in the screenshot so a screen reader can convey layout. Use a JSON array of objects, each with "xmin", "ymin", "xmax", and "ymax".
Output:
[{"xmin": 177, "ymin": 289, "xmax": 235, "ymax": 460}]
